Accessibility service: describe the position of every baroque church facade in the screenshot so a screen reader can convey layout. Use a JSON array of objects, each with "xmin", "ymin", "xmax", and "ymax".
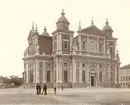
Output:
[{"xmin": 23, "ymin": 10, "xmax": 120, "ymax": 88}]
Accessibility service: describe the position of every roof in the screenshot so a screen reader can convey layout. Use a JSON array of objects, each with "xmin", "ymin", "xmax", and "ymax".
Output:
[
  {"xmin": 78, "ymin": 25, "xmax": 105, "ymax": 36},
  {"xmin": 56, "ymin": 10, "xmax": 70, "ymax": 25},
  {"xmin": 41, "ymin": 26, "xmax": 50, "ymax": 36},
  {"xmin": 39, "ymin": 35, "xmax": 52, "ymax": 55},
  {"xmin": 120, "ymin": 64, "xmax": 130, "ymax": 69},
  {"xmin": 102, "ymin": 20, "xmax": 113, "ymax": 31}
]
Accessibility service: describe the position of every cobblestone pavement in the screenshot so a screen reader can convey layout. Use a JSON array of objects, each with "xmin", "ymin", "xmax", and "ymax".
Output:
[{"xmin": 0, "ymin": 88, "xmax": 130, "ymax": 105}]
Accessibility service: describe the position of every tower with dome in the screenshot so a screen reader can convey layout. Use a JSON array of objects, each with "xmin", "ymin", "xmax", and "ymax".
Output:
[{"xmin": 23, "ymin": 10, "xmax": 120, "ymax": 88}]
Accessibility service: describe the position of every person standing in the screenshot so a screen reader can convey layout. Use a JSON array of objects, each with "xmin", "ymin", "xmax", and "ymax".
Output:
[
  {"xmin": 61, "ymin": 84, "xmax": 63, "ymax": 91},
  {"xmin": 54, "ymin": 84, "xmax": 56, "ymax": 95},
  {"xmin": 44, "ymin": 84, "xmax": 47, "ymax": 95},
  {"xmin": 36, "ymin": 83, "xmax": 39, "ymax": 95},
  {"xmin": 39, "ymin": 82, "xmax": 42, "ymax": 95}
]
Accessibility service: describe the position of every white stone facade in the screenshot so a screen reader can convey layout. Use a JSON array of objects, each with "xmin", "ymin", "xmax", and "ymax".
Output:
[{"xmin": 23, "ymin": 11, "xmax": 120, "ymax": 88}]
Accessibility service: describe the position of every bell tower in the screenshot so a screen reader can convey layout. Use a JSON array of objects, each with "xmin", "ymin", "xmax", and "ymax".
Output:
[{"xmin": 52, "ymin": 10, "xmax": 74, "ymax": 55}]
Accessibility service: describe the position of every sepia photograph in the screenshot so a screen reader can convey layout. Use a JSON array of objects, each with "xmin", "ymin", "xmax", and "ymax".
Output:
[{"xmin": 0, "ymin": 0, "xmax": 130, "ymax": 105}]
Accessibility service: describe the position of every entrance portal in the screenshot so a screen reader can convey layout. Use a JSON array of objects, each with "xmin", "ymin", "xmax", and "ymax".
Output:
[{"xmin": 91, "ymin": 76, "xmax": 95, "ymax": 86}]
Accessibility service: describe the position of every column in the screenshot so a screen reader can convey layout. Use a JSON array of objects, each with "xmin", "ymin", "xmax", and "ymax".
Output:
[
  {"xmin": 33, "ymin": 62, "xmax": 36, "ymax": 83},
  {"xmin": 72, "ymin": 60, "xmax": 76, "ymax": 83},
  {"xmin": 114, "ymin": 64, "xmax": 117, "ymax": 84},
  {"xmin": 108, "ymin": 64, "xmax": 110, "ymax": 83},
  {"xmin": 70, "ymin": 35, "xmax": 73, "ymax": 51},
  {"xmin": 59, "ymin": 61, "xmax": 63, "ymax": 83},
  {"xmin": 96, "ymin": 64, "xmax": 99, "ymax": 86},
  {"xmin": 56, "ymin": 58, "xmax": 59, "ymax": 83},
  {"xmin": 117, "ymin": 65, "xmax": 119, "ymax": 87},
  {"xmin": 70, "ymin": 61, "xmax": 73, "ymax": 83},
  {"xmin": 87, "ymin": 37, "xmax": 89, "ymax": 52},
  {"xmin": 104, "ymin": 39, "xmax": 105, "ymax": 54},
  {"xmin": 78, "ymin": 35, "xmax": 81, "ymax": 54},
  {"xmin": 79, "ymin": 62, "xmax": 82, "ymax": 83},
  {"xmin": 59, "ymin": 34, "xmax": 62, "ymax": 54},
  {"xmin": 96, "ymin": 38, "xmax": 98, "ymax": 53},
  {"xmin": 36, "ymin": 61, "xmax": 39, "ymax": 83},
  {"xmin": 86, "ymin": 63, "xmax": 90, "ymax": 83},
  {"xmin": 42, "ymin": 62, "xmax": 46, "ymax": 83},
  {"xmin": 26, "ymin": 63, "xmax": 28, "ymax": 83}
]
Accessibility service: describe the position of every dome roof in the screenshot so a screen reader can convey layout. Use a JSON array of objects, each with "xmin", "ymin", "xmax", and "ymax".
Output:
[
  {"xmin": 28, "ymin": 44, "xmax": 35, "ymax": 55},
  {"xmin": 24, "ymin": 44, "xmax": 35, "ymax": 57},
  {"xmin": 102, "ymin": 19, "xmax": 113, "ymax": 31},
  {"xmin": 24, "ymin": 47, "xmax": 28, "ymax": 56},
  {"xmin": 41, "ymin": 26, "xmax": 50, "ymax": 36},
  {"xmin": 56, "ymin": 10, "xmax": 70, "ymax": 24}
]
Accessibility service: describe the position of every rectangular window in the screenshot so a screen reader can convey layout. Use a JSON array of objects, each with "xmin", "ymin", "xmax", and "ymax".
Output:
[
  {"xmin": 64, "ymin": 70, "xmax": 68, "ymax": 82},
  {"xmin": 82, "ymin": 63, "xmax": 85, "ymax": 67},
  {"xmin": 76, "ymin": 69, "xmax": 79, "ymax": 83},
  {"xmin": 63, "ymin": 63, "xmax": 68, "ymax": 68},
  {"xmin": 82, "ymin": 71, "xmax": 85, "ymax": 82},
  {"xmin": 64, "ymin": 41, "xmax": 68, "ymax": 49},
  {"xmin": 99, "ymin": 64, "xmax": 102, "ymax": 68},
  {"xmin": 47, "ymin": 71, "xmax": 50, "ymax": 82},
  {"xmin": 99, "ymin": 71, "xmax": 102, "ymax": 82},
  {"xmin": 39, "ymin": 62, "xmax": 43, "ymax": 68},
  {"xmin": 24, "ymin": 63, "xmax": 26, "ymax": 69},
  {"xmin": 82, "ymin": 41, "xmax": 85, "ymax": 50},
  {"xmin": 46, "ymin": 63, "xmax": 51, "ymax": 68},
  {"xmin": 54, "ymin": 41, "xmax": 57, "ymax": 50}
]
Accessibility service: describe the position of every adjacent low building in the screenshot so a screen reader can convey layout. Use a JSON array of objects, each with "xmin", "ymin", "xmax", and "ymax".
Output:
[{"xmin": 119, "ymin": 64, "xmax": 130, "ymax": 88}]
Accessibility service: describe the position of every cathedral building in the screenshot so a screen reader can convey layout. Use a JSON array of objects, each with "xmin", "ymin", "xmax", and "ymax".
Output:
[{"xmin": 23, "ymin": 10, "xmax": 120, "ymax": 88}]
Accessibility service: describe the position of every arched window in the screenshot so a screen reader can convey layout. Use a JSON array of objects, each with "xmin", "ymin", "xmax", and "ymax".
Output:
[
  {"xmin": 64, "ymin": 70, "xmax": 68, "ymax": 82},
  {"xmin": 89, "ymin": 40, "xmax": 96, "ymax": 52},
  {"xmin": 99, "ymin": 71, "xmax": 102, "ymax": 82},
  {"xmin": 47, "ymin": 71, "xmax": 50, "ymax": 82},
  {"xmin": 82, "ymin": 70, "xmax": 85, "ymax": 82},
  {"xmin": 82, "ymin": 41, "xmax": 85, "ymax": 50},
  {"xmin": 99, "ymin": 43, "xmax": 103, "ymax": 53},
  {"xmin": 76, "ymin": 69, "xmax": 79, "ymax": 83},
  {"xmin": 30, "ymin": 70, "xmax": 33, "ymax": 83}
]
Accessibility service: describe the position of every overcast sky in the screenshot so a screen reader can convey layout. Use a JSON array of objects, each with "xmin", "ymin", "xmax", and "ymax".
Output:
[{"xmin": 0, "ymin": 0, "xmax": 129, "ymax": 77}]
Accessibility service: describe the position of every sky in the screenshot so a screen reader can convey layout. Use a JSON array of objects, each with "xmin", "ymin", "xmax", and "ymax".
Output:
[{"xmin": 0, "ymin": 0, "xmax": 130, "ymax": 77}]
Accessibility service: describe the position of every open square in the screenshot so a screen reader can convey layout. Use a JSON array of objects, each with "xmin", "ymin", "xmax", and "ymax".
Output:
[{"xmin": 0, "ymin": 88, "xmax": 130, "ymax": 105}]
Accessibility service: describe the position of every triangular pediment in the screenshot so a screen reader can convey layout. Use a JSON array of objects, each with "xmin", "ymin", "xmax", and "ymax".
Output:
[{"xmin": 79, "ymin": 25, "xmax": 105, "ymax": 36}]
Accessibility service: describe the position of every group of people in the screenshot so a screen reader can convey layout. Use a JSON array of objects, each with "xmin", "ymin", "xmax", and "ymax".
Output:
[
  {"xmin": 36, "ymin": 83, "xmax": 47, "ymax": 95},
  {"xmin": 36, "ymin": 83, "xmax": 64, "ymax": 95}
]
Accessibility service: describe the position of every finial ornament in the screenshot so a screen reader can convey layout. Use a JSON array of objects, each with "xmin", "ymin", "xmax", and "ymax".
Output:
[
  {"xmin": 116, "ymin": 50, "xmax": 120, "ymax": 61},
  {"xmin": 44, "ymin": 26, "xmax": 47, "ymax": 31},
  {"xmin": 61, "ymin": 9, "xmax": 65, "ymax": 16},
  {"xmin": 35, "ymin": 24, "xmax": 38, "ymax": 32},
  {"xmin": 32, "ymin": 21, "xmax": 34, "ymax": 31},
  {"xmin": 91, "ymin": 17, "xmax": 94, "ymax": 25},
  {"xmin": 78, "ymin": 21, "xmax": 81, "ymax": 30},
  {"xmin": 105, "ymin": 18, "xmax": 109, "ymax": 25}
]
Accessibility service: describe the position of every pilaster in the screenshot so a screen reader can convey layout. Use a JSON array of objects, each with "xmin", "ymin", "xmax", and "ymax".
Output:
[
  {"xmin": 70, "ymin": 60, "xmax": 73, "ymax": 82},
  {"xmin": 87, "ymin": 36, "xmax": 89, "ymax": 52},
  {"xmin": 36, "ymin": 61, "xmax": 39, "ymax": 83},
  {"xmin": 104, "ymin": 39, "xmax": 105, "ymax": 54},
  {"xmin": 26, "ymin": 63, "xmax": 29, "ymax": 83},
  {"xmin": 59, "ymin": 61, "xmax": 63, "ymax": 83},
  {"xmin": 42, "ymin": 62, "xmax": 46, "ymax": 83},
  {"xmin": 72, "ymin": 60, "xmax": 76, "ymax": 83},
  {"xmin": 56, "ymin": 57, "xmax": 59, "ymax": 83},
  {"xmin": 33, "ymin": 62, "xmax": 36, "ymax": 83},
  {"xmin": 96, "ymin": 38, "xmax": 98, "ymax": 53},
  {"xmin": 78, "ymin": 35, "xmax": 81, "ymax": 54},
  {"xmin": 79, "ymin": 62, "xmax": 82, "ymax": 83}
]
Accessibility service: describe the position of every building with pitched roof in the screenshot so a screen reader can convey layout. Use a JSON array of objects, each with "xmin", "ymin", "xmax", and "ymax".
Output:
[
  {"xmin": 23, "ymin": 10, "xmax": 120, "ymax": 88},
  {"xmin": 119, "ymin": 64, "xmax": 130, "ymax": 88}
]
